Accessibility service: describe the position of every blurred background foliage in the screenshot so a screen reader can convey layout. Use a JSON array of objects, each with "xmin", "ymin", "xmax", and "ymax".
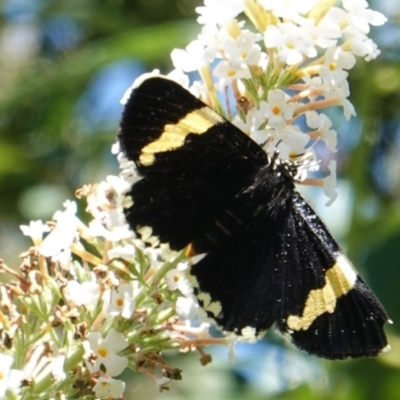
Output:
[{"xmin": 0, "ymin": 0, "xmax": 399, "ymax": 399}]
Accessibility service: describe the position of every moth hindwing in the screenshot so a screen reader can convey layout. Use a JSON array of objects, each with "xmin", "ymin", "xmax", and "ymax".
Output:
[{"xmin": 118, "ymin": 76, "xmax": 391, "ymax": 360}]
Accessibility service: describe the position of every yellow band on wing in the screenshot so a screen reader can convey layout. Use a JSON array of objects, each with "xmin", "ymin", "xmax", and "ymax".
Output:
[
  {"xmin": 139, "ymin": 107, "xmax": 224, "ymax": 166},
  {"xmin": 287, "ymin": 255, "xmax": 357, "ymax": 331}
]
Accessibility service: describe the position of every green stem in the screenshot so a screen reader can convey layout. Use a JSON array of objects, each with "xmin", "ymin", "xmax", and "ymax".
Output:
[{"xmin": 136, "ymin": 251, "xmax": 186, "ymax": 306}]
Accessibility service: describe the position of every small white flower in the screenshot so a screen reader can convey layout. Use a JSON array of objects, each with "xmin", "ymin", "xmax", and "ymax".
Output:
[
  {"xmin": 0, "ymin": 354, "xmax": 23, "ymax": 398},
  {"xmin": 195, "ymin": 0, "xmax": 245, "ymax": 25},
  {"xmin": 93, "ymin": 377, "xmax": 126, "ymax": 399},
  {"xmin": 340, "ymin": 0, "xmax": 387, "ymax": 61},
  {"xmin": 166, "ymin": 268, "xmax": 184, "ymax": 291},
  {"xmin": 166, "ymin": 264, "xmax": 192, "ymax": 297},
  {"xmin": 299, "ymin": 75, "xmax": 324, "ymax": 102},
  {"xmin": 232, "ymin": 108, "xmax": 268, "ymax": 144},
  {"xmin": 297, "ymin": 15, "xmax": 341, "ymax": 49},
  {"xmin": 338, "ymin": 91, "xmax": 356, "ymax": 121},
  {"xmin": 224, "ymin": 31, "xmax": 262, "ymax": 66},
  {"xmin": 20, "ymin": 220, "xmax": 50, "ymax": 246},
  {"xmin": 348, "ymin": 33, "xmax": 381, "ymax": 61},
  {"xmin": 85, "ymin": 329, "xmax": 129, "ymax": 377},
  {"xmin": 107, "ymin": 283, "xmax": 135, "ymax": 319},
  {"xmin": 277, "ymin": 125, "xmax": 310, "ymax": 160},
  {"xmin": 319, "ymin": 47, "xmax": 356, "ymax": 86},
  {"xmin": 260, "ymin": 90, "xmax": 297, "ymax": 130},
  {"xmin": 326, "ymin": 46, "xmax": 356, "ymax": 71},
  {"xmin": 234, "ymin": 111, "xmax": 271, "ymax": 146},
  {"xmin": 265, "ymin": 23, "xmax": 316, "ymax": 65},
  {"xmin": 213, "ymin": 59, "xmax": 251, "ymax": 87},
  {"xmin": 39, "ymin": 200, "xmax": 79, "ymax": 258},
  {"xmin": 84, "ymin": 177, "xmax": 133, "ymax": 243},
  {"xmin": 65, "ymin": 278, "xmax": 101, "ymax": 309},
  {"xmin": 250, "ymin": 128, "xmax": 270, "ymax": 146},
  {"xmin": 171, "ymin": 40, "xmax": 215, "ymax": 72},
  {"xmin": 322, "ymin": 79, "xmax": 356, "ymax": 121},
  {"xmin": 306, "ymin": 111, "xmax": 337, "ymax": 152},
  {"xmin": 323, "ymin": 160, "xmax": 338, "ymax": 206},
  {"xmin": 343, "ymin": 0, "xmax": 387, "ymax": 35}
]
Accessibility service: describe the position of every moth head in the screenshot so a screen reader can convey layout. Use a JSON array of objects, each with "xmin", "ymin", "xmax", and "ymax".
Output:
[{"xmin": 272, "ymin": 150, "xmax": 317, "ymax": 183}]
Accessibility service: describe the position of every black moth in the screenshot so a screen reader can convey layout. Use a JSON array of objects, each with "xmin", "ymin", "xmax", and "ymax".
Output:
[{"xmin": 118, "ymin": 76, "xmax": 390, "ymax": 360}]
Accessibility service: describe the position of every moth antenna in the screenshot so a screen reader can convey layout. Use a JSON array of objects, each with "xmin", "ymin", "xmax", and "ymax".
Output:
[{"xmin": 291, "ymin": 137, "xmax": 321, "ymax": 161}]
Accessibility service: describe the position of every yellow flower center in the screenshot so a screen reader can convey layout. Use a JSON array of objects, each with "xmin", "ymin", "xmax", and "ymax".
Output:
[
  {"xmin": 97, "ymin": 347, "xmax": 108, "ymax": 358},
  {"xmin": 286, "ymin": 41, "xmax": 295, "ymax": 49},
  {"xmin": 272, "ymin": 106, "xmax": 281, "ymax": 116},
  {"xmin": 329, "ymin": 62, "xmax": 337, "ymax": 71},
  {"xmin": 227, "ymin": 70, "xmax": 236, "ymax": 77},
  {"xmin": 116, "ymin": 298, "xmax": 124, "ymax": 307}
]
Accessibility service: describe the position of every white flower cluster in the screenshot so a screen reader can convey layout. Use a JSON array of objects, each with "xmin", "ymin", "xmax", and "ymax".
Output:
[
  {"xmin": 0, "ymin": 178, "xmax": 217, "ymax": 399},
  {"xmin": 162, "ymin": 0, "xmax": 386, "ymax": 204}
]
